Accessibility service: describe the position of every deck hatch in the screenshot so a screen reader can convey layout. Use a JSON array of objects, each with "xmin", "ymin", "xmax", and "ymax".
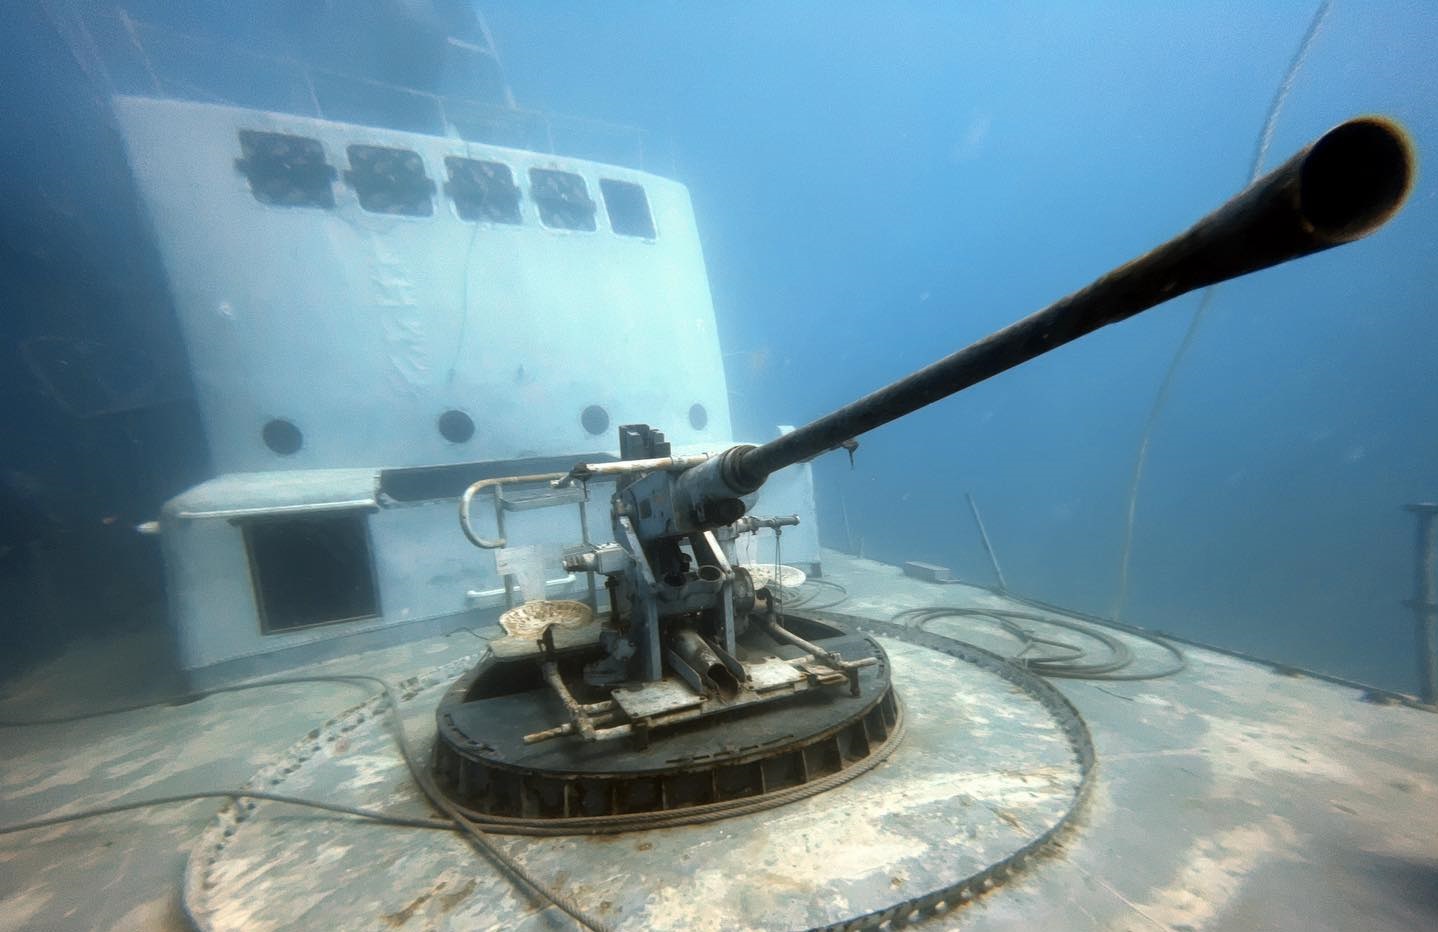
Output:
[
  {"xmin": 530, "ymin": 168, "xmax": 597, "ymax": 231},
  {"xmin": 600, "ymin": 179, "xmax": 656, "ymax": 238},
  {"xmin": 235, "ymin": 130, "xmax": 337, "ymax": 208},
  {"xmin": 243, "ymin": 510, "xmax": 380, "ymax": 634},
  {"xmin": 445, "ymin": 157, "xmax": 522, "ymax": 223},
  {"xmin": 345, "ymin": 145, "xmax": 436, "ymax": 216}
]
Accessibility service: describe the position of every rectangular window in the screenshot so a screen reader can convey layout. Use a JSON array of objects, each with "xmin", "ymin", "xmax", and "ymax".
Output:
[
  {"xmin": 235, "ymin": 130, "xmax": 337, "ymax": 208},
  {"xmin": 344, "ymin": 145, "xmax": 436, "ymax": 216},
  {"xmin": 445, "ymin": 157, "xmax": 522, "ymax": 223},
  {"xmin": 243, "ymin": 511, "xmax": 380, "ymax": 634},
  {"xmin": 529, "ymin": 168, "xmax": 596, "ymax": 231},
  {"xmin": 600, "ymin": 179, "xmax": 656, "ymax": 238}
]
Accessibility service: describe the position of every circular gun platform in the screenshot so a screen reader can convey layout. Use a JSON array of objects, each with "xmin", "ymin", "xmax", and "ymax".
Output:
[
  {"xmin": 432, "ymin": 614, "xmax": 901, "ymax": 829},
  {"xmin": 183, "ymin": 616, "xmax": 1093, "ymax": 931}
]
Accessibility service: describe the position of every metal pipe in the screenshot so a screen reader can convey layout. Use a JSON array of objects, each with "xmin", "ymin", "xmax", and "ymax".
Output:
[
  {"xmin": 522, "ymin": 719, "xmax": 634, "ymax": 745},
  {"xmin": 578, "ymin": 494, "xmax": 598, "ymax": 611},
  {"xmin": 523, "ymin": 723, "xmax": 574, "ymax": 745},
  {"xmin": 1405, "ymin": 503, "xmax": 1438, "ymax": 704},
  {"xmin": 458, "ymin": 472, "xmax": 567, "ymax": 549},
  {"xmin": 495, "ymin": 488, "xmax": 513, "ymax": 609},
  {"xmin": 756, "ymin": 615, "xmax": 877, "ymax": 673},
  {"xmin": 965, "ymin": 492, "xmax": 1008, "ymax": 593},
  {"xmin": 553, "ymin": 453, "xmax": 710, "ymax": 487},
  {"xmin": 732, "ymin": 514, "xmax": 800, "ymax": 534},
  {"xmin": 541, "ymin": 661, "xmax": 596, "ymax": 741},
  {"xmin": 729, "ymin": 117, "xmax": 1415, "ymax": 488},
  {"xmin": 671, "ymin": 629, "xmax": 740, "ymax": 700}
]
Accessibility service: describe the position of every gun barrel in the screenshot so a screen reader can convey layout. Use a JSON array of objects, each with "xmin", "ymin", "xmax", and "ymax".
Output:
[{"xmin": 731, "ymin": 116, "xmax": 1414, "ymax": 490}]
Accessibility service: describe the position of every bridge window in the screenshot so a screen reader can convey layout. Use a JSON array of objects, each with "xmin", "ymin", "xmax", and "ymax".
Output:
[
  {"xmin": 345, "ymin": 145, "xmax": 435, "ymax": 216},
  {"xmin": 445, "ymin": 157, "xmax": 521, "ymax": 223},
  {"xmin": 600, "ymin": 179, "xmax": 656, "ymax": 238},
  {"xmin": 244, "ymin": 511, "xmax": 379, "ymax": 634},
  {"xmin": 235, "ymin": 130, "xmax": 337, "ymax": 208},
  {"xmin": 530, "ymin": 169, "xmax": 596, "ymax": 231}
]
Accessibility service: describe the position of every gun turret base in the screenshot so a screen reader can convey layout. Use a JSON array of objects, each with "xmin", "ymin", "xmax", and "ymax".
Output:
[{"xmin": 431, "ymin": 613, "xmax": 900, "ymax": 829}]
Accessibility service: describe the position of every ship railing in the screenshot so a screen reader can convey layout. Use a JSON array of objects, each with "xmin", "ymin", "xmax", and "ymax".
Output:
[{"xmin": 50, "ymin": 4, "xmax": 669, "ymax": 173}]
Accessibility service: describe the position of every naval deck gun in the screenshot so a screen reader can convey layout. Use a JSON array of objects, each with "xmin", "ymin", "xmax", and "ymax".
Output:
[{"xmin": 435, "ymin": 117, "xmax": 1414, "ymax": 826}]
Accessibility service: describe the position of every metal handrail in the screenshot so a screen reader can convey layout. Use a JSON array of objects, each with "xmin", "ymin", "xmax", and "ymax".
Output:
[
  {"xmin": 77, "ymin": 8, "xmax": 655, "ymax": 170},
  {"xmin": 458, "ymin": 473, "xmax": 568, "ymax": 550}
]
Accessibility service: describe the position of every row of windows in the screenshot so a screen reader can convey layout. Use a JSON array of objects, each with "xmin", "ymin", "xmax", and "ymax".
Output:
[
  {"xmin": 259, "ymin": 403, "xmax": 709, "ymax": 455},
  {"xmin": 233, "ymin": 129, "xmax": 657, "ymax": 238}
]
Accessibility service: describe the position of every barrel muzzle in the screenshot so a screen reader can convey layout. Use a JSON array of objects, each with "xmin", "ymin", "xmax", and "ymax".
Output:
[{"xmin": 1298, "ymin": 116, "xmax": 1414, "ymax": 244}]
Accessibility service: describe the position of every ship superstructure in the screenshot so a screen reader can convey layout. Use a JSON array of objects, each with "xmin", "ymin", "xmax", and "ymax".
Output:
[{"xmin": 94, "ymin": 11, "xmax": 820, "ymax": 683}]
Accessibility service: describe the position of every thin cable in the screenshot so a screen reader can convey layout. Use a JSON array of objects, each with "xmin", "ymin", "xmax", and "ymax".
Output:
[
  {"xmin": 364, "ymin": 677, "xmax": 609, "ymax": 931},
  {"xmin": 446, "ymin": 213, "xmax": 483, "ymax": 385},
  {"xmin": 772, "ymin": 527, "xmax": 784, "ymax": 610},
  {"xmin": 446, "ymin": 627, "xmax": 494, "ymax": 643},
  {"xmin": 899, "ymin": 606, "xmax": 1130, "ymax": 677},
  {"xmin": 0, "ymin": 790, "xmax": 455, "ymax": 837},
  {"xmin": 0, "ymin": 674, "xmax": 400, "ymax": 728},
  {"xmin": 444, "ymin": 127, "xmax": 488, "ymax": 386},
  {"xmin": 1113, "ymin": 0, "xmax": 1333, "ymax": 621},
  {"xmin": 0, "ymin": 671, "xmax": 604, "ymax": 931},
  {"xmin": 982, "ymin": 584, "xmax": 1189, "ymax": 679},
  {"xmin": 893, "ymin": 603, "xmax": 1185, "ymax": 681},
  {"xmin": 784, "ymin": 578, "xmax": 850, "ymax": 611}
]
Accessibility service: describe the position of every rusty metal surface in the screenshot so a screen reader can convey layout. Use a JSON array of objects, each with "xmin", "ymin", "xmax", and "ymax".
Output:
[
  {"xmin": 4, "ymin": 550, "xmax": 1438, "ymax": 930},
  {"xmin": 608, "ymin": 677, "xmax": 710, "ymax": 719}
]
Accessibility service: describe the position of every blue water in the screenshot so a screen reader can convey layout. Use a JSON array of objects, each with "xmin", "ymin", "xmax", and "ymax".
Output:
[
  {"xmin": 2, "ymin": 2, "xmax": 1435, "ymax": 693},
  {"xmin": 485, "ymin": 2, "xmax": 1438, "ymax": 691}
]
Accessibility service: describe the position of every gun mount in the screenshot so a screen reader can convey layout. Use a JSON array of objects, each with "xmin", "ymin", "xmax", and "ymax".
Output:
[{"xmin": 433, "ymin": 117, "xmax": 1413, "ymax": 827}]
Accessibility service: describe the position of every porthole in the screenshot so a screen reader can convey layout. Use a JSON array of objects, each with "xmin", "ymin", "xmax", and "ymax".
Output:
[
  {"xmin": 438, "ymin": 409, "xmax": 475, "ymax": 444},
  {"xmin": 263, "ymin": 418, "xmax": 303, "ymax": 455},
  {"xmin": 689, "ymin": 403, "xmax": 708, "ymax": 430},
  {"xmin": 581, "ymin": 404, "xmax": 610, "ymax": 436}
]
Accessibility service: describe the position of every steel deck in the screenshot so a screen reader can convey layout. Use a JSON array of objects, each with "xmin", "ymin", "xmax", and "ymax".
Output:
[{"xmin": 3, "ymin": 551, "xmax": 1436, "ymax": 930}]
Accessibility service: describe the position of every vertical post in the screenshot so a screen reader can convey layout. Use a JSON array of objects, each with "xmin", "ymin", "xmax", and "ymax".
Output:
[
  {"xmin": 301, "ymin": 68, "xmax": 323, "ymax": 118},
  {"xmin": 117, "ymin": 9, "xmax": 163, "ymax": 95},
  {"xmin": 695, "ymin": 530, "xmax": 738, "ymax": 654},
  {"xmin": 495, "ymin": 487, "xmax": 513, "ymax": 610},
  {"xmin": 578, "ymin": 494, "xmax": 597, "ymax": 612},
  {"xmin": 1405, "ymin": 503, "xmax": 1438, "ymax": 704},
  {"xmin": 965, "ymin": 492, "xmax": 1009, "ymax": 593}
]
